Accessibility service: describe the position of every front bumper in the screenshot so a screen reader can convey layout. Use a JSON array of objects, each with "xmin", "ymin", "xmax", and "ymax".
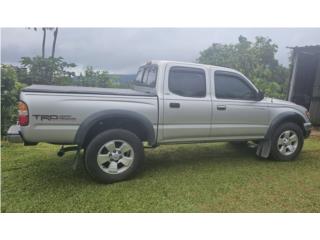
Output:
[
  {"xmin": 304, "ymin": 122, "xmax": 312, "ymax": 138},
  {"xmin": 7, "ymin": 125, "xmax": 23, "ymax": 143}
]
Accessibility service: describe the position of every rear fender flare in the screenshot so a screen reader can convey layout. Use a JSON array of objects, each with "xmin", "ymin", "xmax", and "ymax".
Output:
[{"xmin": 74, "ymin": 110, "xmax": 156, "ymax": 147}]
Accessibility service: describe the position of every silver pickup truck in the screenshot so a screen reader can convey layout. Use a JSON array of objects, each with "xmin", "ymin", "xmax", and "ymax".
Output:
[{"xmin": 8, "ymin": 60, "xmax": 312, "ymax": 183}]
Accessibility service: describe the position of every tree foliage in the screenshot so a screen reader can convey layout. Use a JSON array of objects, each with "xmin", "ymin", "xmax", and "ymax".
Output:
[
  {"xmin": 197, "ymin": 36, "xmax": 289, "ymax": 99},
  {"xmin": 75, "ymin": 67, "xmax": 120, "ymax": 88},
  {"xmin": 20, "ymin": 56, "xmax": 76, "ymax": 85},
  {"xmin": 1, "ymin": 65, "xmax": 26, "ymax": 135}
]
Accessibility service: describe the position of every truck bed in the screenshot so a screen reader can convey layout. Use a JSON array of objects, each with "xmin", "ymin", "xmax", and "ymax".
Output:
[
  {"xmin": 19, "ymin": 84, "xmax": 159, "ymax": 144},
  {"xmin": 22, "ymin": 85, "xmax": 156, "ymax": 97}
]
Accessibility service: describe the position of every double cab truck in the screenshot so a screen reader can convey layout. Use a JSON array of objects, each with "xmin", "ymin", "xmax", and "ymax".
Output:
[{"xmin": 8, "ymin": 60, "xmax": 312, "ymax": 183}]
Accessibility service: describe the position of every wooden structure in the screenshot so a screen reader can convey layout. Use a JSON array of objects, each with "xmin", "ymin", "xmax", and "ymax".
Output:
[{"xmin": 288, "ymin": 45, "xmax": 320, "ymax": 125}]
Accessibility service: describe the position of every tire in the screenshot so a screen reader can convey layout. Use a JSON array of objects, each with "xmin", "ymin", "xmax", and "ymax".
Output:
[
  {"xmin": 85, "ymin": 129, "xmax": 144, "ymax": 183},
  {"xmin": 270, "ymin": 122, "xmax": 304, "ymax": 161}
]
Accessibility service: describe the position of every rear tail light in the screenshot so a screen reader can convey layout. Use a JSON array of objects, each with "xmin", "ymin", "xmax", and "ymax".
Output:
[{"xmin": 18, "ymin": 101, "xmax": 29, "ymax": 126}]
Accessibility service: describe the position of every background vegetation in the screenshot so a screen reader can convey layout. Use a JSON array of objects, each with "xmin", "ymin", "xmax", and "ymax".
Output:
[
  {"xmin": 1, "ymin": 60, "xmax": 120, "ymax": 135},
  {"xmin": 198, "ymin": 35, "xmax": 290, "ymax": 99},
  {"xmin": 1, "ymin": 33, "xmax": 291, "ymax": 135}
]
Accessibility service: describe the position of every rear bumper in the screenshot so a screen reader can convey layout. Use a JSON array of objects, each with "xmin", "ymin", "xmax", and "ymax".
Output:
[
  {"xmin": 7, "ymin": 125, "xmax": 23, "ymax": 143},
  {"xmin": 304, "ymin": 122, "xmax": 312, "ymax": 138}
]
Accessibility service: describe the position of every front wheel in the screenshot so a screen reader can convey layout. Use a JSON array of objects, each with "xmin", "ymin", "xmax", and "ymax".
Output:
[
  {"xmin": 85, "ymin": 129, "xmax": 144, "ymax": 183},
  {"xmin": 270, "ymin": 122, "xmax": 304, "ymax": 161}
]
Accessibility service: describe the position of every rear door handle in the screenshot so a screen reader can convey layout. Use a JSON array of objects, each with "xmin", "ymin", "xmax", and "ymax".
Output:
[
  {"xmin": 169, "ymin": 102, "xmax": 180, "ymax": 108},
  {"xmin": 217, "ymin": 105, "xmax": 226, "ymax": 110}
]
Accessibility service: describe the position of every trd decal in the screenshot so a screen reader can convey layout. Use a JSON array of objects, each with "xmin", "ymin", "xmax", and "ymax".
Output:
[{"xmin": 32, "ymin": 114, "xmax": 76, "ymax": 121}]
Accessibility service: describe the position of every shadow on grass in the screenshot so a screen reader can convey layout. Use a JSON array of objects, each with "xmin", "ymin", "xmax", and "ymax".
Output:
[
  {"xmin": 144, "ymin": 142, "xmax": 258, "ymax": 165},
  {"xmin": 26, "ymin": 142, "xmax": 260, "ymax": 185}
]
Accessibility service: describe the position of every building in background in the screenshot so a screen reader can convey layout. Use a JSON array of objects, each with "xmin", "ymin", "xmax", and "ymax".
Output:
[{"xmin": 288, "ymin": 45, "xmax": 320, "ymax": 125}]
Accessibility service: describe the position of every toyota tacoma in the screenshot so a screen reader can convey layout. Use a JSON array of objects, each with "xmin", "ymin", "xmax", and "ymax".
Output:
[{"xmin": 7, "ymin": 60, "xmax": 312, "ymax": 183}]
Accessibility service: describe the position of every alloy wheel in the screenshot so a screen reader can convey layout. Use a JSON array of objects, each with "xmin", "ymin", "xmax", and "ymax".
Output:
[
  {"xmin": 277, "ymin": 130, "xmax": 299, "ymax": 156},
  {"xmin": 97, "ymin": 140, "xmax": 134, "ymax": 174}
]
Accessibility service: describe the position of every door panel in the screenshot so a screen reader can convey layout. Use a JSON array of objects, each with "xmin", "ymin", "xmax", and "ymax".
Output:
[
  {"xmin": 163, "ymin": 64, "xmax": 212, "ymax": 140},
  {"xmin": 211, "ymin": 71, "xmax": 270, "ymax": 138},
  {"xmin": 211, "ymin": 100, "xmax": 269, "ymax": 137},
  {"xmin": 164, "ymin": 98, "xmax": 212, "ymax": 139}
]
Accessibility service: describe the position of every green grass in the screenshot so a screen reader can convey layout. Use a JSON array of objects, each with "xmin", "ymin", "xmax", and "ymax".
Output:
[{"xmin": 1, "ymin": 137, "xmax": 320, "ymax": 212}]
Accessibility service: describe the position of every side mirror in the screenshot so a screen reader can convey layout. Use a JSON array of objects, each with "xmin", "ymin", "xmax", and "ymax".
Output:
[{"xmin": 256, "ymin": 90, "xmax": 264, "ymax": 101}]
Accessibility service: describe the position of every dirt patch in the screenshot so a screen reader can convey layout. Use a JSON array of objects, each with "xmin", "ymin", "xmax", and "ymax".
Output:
[{"xmin": 311, "ymin": 128, "xmax": 320, "ymax": 137}]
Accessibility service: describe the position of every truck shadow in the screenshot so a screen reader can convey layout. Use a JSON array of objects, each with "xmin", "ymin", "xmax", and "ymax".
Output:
[
  {"xmin": 143, "ymin": 143, "xmax": 259, "ymax": 168},
  {"xmin": 28, "ymin": 142, "xmax": 260, "ymax": 185}
]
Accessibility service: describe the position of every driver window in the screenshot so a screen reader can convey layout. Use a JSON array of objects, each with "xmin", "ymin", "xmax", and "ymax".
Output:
[{"xmin": 214, "ymin": 72, "xmax": 256, "ymax": 100}]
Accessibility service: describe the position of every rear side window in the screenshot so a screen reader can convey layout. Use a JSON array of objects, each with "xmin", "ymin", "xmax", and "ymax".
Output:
[
  {"xmin": 135, "ymin": 65, "xmax": 158, "ymax": 88},
  {"xmin": 142, "ymin": 68, "xmax": 149, "ymax": 84},
  {"xmin": 168, "ymin": 67, "xmax": 206, "ymax": 98},
  {"xmin": 214, "ymin": 72, "xmax": 256, "ymax": 100},
  {"xmin": 135, "ymin": 68, "xmax": 144, "ymax": 82},
  {"xmin": 145, "ymin": 65, "xmax": 157, "ymax": 87}
]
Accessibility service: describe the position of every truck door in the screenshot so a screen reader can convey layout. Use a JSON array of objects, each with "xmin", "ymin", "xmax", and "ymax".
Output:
[
  {"xmin": 163, "ymin": 63, "xmax": 212, "ymax": 141},
  {"xmin": 211, "ymin": 70, "xmax": 269, "ymax": 138}
]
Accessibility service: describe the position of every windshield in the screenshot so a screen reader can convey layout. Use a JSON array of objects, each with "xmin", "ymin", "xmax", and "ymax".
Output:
[{"xmin": 134, "ymin": 64, "xmax": 158, "ymax": 88}]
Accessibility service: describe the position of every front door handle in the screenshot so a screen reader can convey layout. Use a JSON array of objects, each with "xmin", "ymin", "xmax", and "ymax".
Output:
[
  {"xmin": 217, "ymin": 105, "xmax": 226, "ymax": 110},
  {"xmin": 169, "ymin": 102, "xmax": 180, "ymax": 108}
]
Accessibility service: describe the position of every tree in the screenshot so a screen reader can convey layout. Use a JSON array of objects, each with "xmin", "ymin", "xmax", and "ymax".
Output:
[
  {"xmin": 19, "ymin": 57, "xmax": 120, "ymax": 88},
  {"xmin": 197, "ymin": 35, "xmax": 289, "ymax": 98},
  {"xmin": 1, "ymin": 65, "xmax": 26, "ymax": 135},
  {"xmin": 76, "ymin": 67, "xmax": 120, "ymax": 88},
  {"xmin": 20, "ymin": 56, "xmax": 76, "ymax": 85},
  {"xmin": 28, "ymin": 27, "xmax": 56, "ymax": 58},
  {"xmin": 41, "ymin": 28, "xmax": 47, "ymax": 58},
  {"xmin": 51, "ymin": 28, "xmax": 58, "ymax": 58}
]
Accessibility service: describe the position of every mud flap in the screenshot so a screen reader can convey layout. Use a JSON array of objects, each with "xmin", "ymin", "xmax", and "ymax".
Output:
[
  {"xmin": 72, "ymin": 148, "xmax": 81, "ymax": 171},
  {"xmin": 256, "ymin": 139, "xmax": 271, "ymax": 158}
]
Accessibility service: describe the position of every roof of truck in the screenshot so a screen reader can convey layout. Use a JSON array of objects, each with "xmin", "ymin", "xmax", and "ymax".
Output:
[{"xmin": 147, "ymin": 60, "xmax": 240, "ymax": 73}]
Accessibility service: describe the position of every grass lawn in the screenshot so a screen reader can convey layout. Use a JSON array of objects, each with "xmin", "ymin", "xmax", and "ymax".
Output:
[{"xmin": 1, "ymin": 136, "xmax": 320, "ymax": 212}]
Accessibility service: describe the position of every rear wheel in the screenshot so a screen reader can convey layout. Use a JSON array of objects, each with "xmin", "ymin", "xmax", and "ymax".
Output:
[
  {"xmin": 85, "ymin": 129, "xmax": 144, "ymax": 183},
  {"xmin": 270, "ymin": 122, "xmax": 304, "ymax": 161}
]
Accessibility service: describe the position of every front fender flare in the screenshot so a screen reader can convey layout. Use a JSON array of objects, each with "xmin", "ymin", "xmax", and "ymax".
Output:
[
  {"xmin": 264, "ymin": 111, "xmax": 306, "ymax": 140},
  {"xmin": 256, "ymin": 111, "xmax": 306, "ymax": 158}
]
